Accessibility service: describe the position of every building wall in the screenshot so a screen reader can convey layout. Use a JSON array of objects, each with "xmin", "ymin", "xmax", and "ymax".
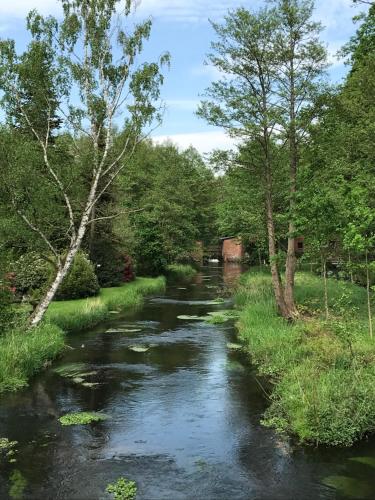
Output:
[{"xmin": 222, "ymin": 238, "xmax": 244, "ymax": 262}]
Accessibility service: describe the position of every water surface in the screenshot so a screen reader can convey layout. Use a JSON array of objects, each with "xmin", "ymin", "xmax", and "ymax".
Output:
[{"xmin": 1, "ymin": 264, "xmax": 375, "ymax": 499}]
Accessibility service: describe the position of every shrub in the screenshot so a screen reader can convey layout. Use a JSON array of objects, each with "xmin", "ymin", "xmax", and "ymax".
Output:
[
  {"xmin": 91, "ymin": 240, "xmax": 126, "ymax": 287},
  {"xmin": 12, "ymin": 252, "xmax": 52, "ymax": 296},
  {"xmin": 56, "ymin": 252, "xmax": 100, "ymax": 301}
]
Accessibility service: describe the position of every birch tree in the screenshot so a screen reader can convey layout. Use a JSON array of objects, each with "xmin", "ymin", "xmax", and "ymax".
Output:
[{"xmin": 0, "ymin": 0, "xmax": 169, "ymax": 327}]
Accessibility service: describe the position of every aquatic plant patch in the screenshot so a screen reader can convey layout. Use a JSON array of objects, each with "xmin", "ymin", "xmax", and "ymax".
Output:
[
  {"xmin": 0, "ymin": 438, "xmax": 18, "ymax": 464},
  {"xmin": 54, "ymin": 363, "xmax": 89, "ymax": 378},
  {"xmin": 206, "ymin": 315, "xmax": 229, "ymax": 324},
  {"xmin": 128, "ymin": 345, "xmax": 150, "ymax": 353},
  {"xmin": 177, "ymin": 315, "xmax": 211, "ymax": 321},
  {"xmin": 59, "ymin": 411, "xmax": 108, "ymax": 426},
  {"xmin": 227, "ymin": 342, "xmax": 243, "ymax": 350},
  {"xmin": 349, "ymin": 456, "xmax": 375, "ymax": 468},
  {"xmin": 322, "ymin": 475, "xmax": 373, "ymax": 499},
  {"xmin": 9, "ymin": 469, "xmax": 27, "ymax": 500},
  {"xmin": 106, "ymin": 477, "xmax": 137, "ymax": 500}
]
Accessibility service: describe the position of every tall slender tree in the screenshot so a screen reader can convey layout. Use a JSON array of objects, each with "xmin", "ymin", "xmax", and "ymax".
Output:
[{"xmin": 198, "ymin": 1, "xmax": 326, "ymax": 319}]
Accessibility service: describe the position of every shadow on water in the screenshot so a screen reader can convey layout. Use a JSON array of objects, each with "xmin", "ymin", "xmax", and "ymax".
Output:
[{"xmin": 1, "ymin": 263, "xmax": 375, "ymax": 499}]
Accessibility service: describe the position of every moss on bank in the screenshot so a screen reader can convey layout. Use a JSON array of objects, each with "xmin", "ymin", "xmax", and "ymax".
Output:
[
  {"xmin": 0, "ymin": 277, "xmax": 166, "ymax": 394},
  {"xmin": 236, "ymin": 270, "xmax": 375, "ymax": 446}
]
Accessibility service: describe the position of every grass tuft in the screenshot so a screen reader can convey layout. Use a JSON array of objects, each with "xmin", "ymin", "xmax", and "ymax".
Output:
[{"xmin": 0, "ymin": 323, "xmax": 65, "ymax": 393}]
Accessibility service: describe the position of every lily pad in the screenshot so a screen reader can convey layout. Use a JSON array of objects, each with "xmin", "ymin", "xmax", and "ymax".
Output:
[
  {"xmin": 54, "ymin": 363, "xmax": 88, "ymax": 378},
  {"xmin": 208, "ymin": 310, "xmax": 240, "ymax": 319},
  {"xmin": 227, "ymin": 342, "xmax": 242, "ymax": 350},
  {"xmin": 77, "ymin": 371, "xmax": 98, "ymax": 378},
  {"xmin": 106, "ymin": 328, "xmax": 142, "ymax": 333},
  {"xmin": 349, "ymin": 456, "xmax": 375, "ymax": 468},
  {"xmin": 322, "ymin": 475, "xmax": 373, "ymax": 499},
  {"xmin": 177, "ymin": 315, "xmax": 211, "ymax": 321},
  {"xmin": 72, "ymin": 377, "xmax": 85, "ymax": 384},
  {"xmin": 59, "ymin": 412, "xmax": 108, "ymax": 426},
  {"xmin": 206, "ymin": 315, "xmax": 229, "ymax": 324},
  {"xmin": 128, "ymin": 345, "xmax": 150, "ymax": 353},
  {"xmin": 212, "ymin": 297, "xmax": 225, "ymax": 303}
]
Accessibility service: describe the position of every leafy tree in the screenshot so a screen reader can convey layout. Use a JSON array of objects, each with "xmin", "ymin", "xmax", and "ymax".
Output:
[
  {"xmin": 198, "ymin": 1, "xmax": 326, "ymax": 318},
  {"xmin": 0, "ymin": 0, "xmax": 169, "ymax": 327}
]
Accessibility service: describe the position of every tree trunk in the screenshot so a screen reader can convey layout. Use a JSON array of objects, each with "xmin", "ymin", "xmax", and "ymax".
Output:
[
  {"xmin": 284, "ymin": 57, "xmax": 298, "ymax": 319},
  {"xmin": 348, "ymin": 250, "xmax": 354, "ymax": 283},
  {"xmin": 265, "ymin": 171, "xmax": 289, "ymax": 317},
  {"xmin": 323, "ymin": 258, "xmax": 329, "ymax": 320},
  {"xmin": 365, "ymin": 250, "xmax": 373, "ymax": 339},
  {"xmin": 29, "ymin": 173, "xmax": 102, "ymax": 328}
]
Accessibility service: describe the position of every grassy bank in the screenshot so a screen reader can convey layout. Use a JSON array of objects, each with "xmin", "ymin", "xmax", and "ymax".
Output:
[
  {"xmin": 165, "ymin": 264, "xmax": 197, "ymax": 281},
  {"xmin": 236, "ymin": 270, "xmax": 375, "ymax": 446},
  {"xmin": 47, "ymin": 277, "xmax": 166, "ymax": 332},
  {"xmin": 0, "ymin": 323, "xmax": 65, "ymax": 392},
  {"xmin": 0, "ymin": 277, "xmax": 166, "ymax": 393}
]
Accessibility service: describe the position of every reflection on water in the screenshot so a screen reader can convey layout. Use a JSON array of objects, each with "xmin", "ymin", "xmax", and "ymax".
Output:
[
  {"xmin": 223, "ymin": 262, "xmax": 245, "ymax": 286},
  {"xmin": 0, "ymin": 264, "xmax": 375, "ymax": 499}
]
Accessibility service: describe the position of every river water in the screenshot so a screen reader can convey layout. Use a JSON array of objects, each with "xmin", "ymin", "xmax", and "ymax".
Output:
[{"xmin": 1, "ymin": 264, "xmax": 375, "ymax": 499}]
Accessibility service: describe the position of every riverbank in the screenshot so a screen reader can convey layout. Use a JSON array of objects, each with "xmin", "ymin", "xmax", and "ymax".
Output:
[
  {"xmin": 236, "ymin": 270, "xmax": 375, "ymax": 446},
  {"xmin": 165, "ymin": 264, "xmax": 198, "ymax": 281},
  {"xmin": 0, "ymin": 277, "xmax": 166, "ymax": 393}
]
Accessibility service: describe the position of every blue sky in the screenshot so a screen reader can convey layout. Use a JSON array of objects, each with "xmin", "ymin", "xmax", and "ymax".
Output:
[{"xmin": 0, "ymin": 0, "xmax": 369, "ymax": 153}]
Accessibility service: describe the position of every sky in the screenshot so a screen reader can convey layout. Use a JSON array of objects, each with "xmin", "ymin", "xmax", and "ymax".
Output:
[{"xmin": 0, "ymin": 0, "xmax": 370, "ymax": 154}]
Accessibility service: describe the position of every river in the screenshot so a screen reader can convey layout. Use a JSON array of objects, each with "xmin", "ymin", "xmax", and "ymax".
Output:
[{"xmin": 1, "ymin": 264, "xmax": 375, "ymax": 499}]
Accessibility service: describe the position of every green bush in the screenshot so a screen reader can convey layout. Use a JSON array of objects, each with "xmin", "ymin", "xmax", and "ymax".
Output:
[
  {"xmin": 12, "ymin": 252, "xmax": 52, "ymax": 296},
  {"xmin": 90, "ymin": 240, "xmax": 125, "ymax": 287},
  {"xmin": 56, "ymin": 252, "xmax": 100, "ymax": 301}
]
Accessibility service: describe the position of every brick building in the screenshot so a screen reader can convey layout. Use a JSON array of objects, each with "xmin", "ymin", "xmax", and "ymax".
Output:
[{"xmin": 221, "ymin": 237, "xmax": 244, "ymax": 262}]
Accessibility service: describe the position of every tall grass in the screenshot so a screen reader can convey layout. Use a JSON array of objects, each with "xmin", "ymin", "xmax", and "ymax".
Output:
[
  {"xmin": 165, "ymin": 264, "xmax": 197, "ymax": 281},
  {"xmin": 0, "ymin": 277, "xmax": 166, "ymax": 393},
  {"xmin": 0, "ymin": 323, "xmax": 65, "ymax": 393},
  {"xmin": 236, "ymin": 271, "xmax": 375, "ymax": 446}
]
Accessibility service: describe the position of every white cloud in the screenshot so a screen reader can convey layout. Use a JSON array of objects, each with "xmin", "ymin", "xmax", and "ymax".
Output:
[{"xmin": 152, "ymin": 131, "xmax": 238, "ymax": 155}]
